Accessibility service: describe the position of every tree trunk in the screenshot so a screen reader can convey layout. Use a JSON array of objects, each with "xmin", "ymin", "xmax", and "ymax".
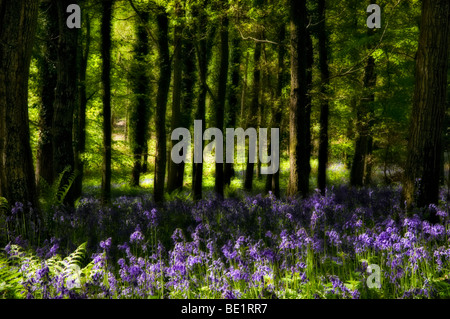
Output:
[
  {"xmin": 53, "ymin": 0, "xmax": 79, "ymax": 206},
  {"xmin": 154, "ymin": 9, "xmax": 171, "ymax": 203},
  {"xmin": 240, "ymin": 52, "xmax": 250, "ymax": 127},
  {"xmin": 265, "ymin": 24, "xmax": 286, "ymax": 198},
  {"xmin": 256, "ymin": 42, "xmax": 268, "ymax": 180},
  {"xmin": 350, "ymin": 54, "xmax": 376, "ymax": 187},
  {"xmin": 224, "ymin": 32, "xmax": 241, "ymax": 186},
  {"xmin": 244, "ymin": 40, "xmax": 261, "ymax": 191},
  {"xmin": 130, "ymin": 11, "xmax": 151, "ymax": 187},
  {"xmin": 173, "ymin": 29, "xmax": 197, "ymax": 189},
  {"xmin": 101, "ymin": 0, "xmax": 112, "ymax": 204},
  {"xmin": 192, "ymin": 3, "xmax": 214, "ymax": 201},
  {"xmin": 142, "ymin": 139, "xmax": 149, "ymax": 173},
  {"xmin": 317, "ymin": 0, "xmax": 330, "ymax": 195},
  {"xmin": 350, "ymin": 2, "xmax": 378, "ymax": 188},
  {"xmin": 305, "ymin": 29, "xmax": 313, "ymax": 189},
  {"xmin": 73, "ymin": 10, "xmax": 91, "ymax": 200},
  {"xmin": 402, "ymin": 0, "xmax": 450, "ymax": 216},
  {"xmin": 288, "ymin": 0, "xmax": 309, "ymax": 197},
  {"xmin": 36, "ymin": 0, "xmax": 58, "ymax": 189},
  {"xmin": 0, "ymin": 0, "xmax": 39, "ymax": 209},
  {"xmin": 214, "ymin": 7, "xmax": 229, "ymax": 198},
  {"xmin": 167, "ymin": 2, "xmax": 183, "ymax": 194}
]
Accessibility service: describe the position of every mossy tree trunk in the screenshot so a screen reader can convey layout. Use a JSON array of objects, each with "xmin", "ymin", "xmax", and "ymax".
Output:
[
  {"xmin": 0, "ymin": 0, "xmax": 40, "ymax": 210},
  {"xmin": 402, "ymin": 0, "xmax": 450, "ymax": 217}
]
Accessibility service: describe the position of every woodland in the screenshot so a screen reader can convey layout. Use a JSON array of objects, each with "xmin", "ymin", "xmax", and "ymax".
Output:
[{"xmin": 0, "ymin": 0, "xmax": 449, "ymax": 300}]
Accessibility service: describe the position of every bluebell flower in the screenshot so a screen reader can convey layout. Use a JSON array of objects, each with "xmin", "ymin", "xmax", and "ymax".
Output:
[
  {"xmin": 100, "ymin": 237, "xmax": 112, "ymax": 251},
  {"xmin": 130, "ymin": 226, "xmax": 145, "ymax": 244}
]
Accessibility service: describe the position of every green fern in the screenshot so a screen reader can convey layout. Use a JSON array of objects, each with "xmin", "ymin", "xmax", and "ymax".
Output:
[
  {"xmin": 0, "ymin": 242, "xmax": 92, "ymax": 298},
  {"xmin": 55, "ymin": 168, "xmax": 78, "ymax": 204},
  {"xmin": 164, "ymin": 189, "xmax": 192, "ymax": 202},
  {"xmin": 0, "ymin": 253, "xmax": 26, "ymax": 298},
  {"xmin": 38, "ymin": 166, "xmax": 78, "ymax": 211},
  {"xmin": 46, "ymin": 242, "xmax": 90, "ymax": 289},
  {"xmin": 0, "ymin": 197, "xmax": 8, "ymax": 211},
  {"xmin": 0, "ymin": 197, "xmax": 8, "ymax": 244}
]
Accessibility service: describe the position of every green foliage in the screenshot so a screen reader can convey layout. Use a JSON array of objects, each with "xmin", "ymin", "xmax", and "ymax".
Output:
[
  {"xmin": 0, "ymin": 242, "xmax": 91, "ymax": 299},
  {"xmin": 164, "ymin": 189, "xmax": 192, "ymax": 202},
  {"xmin": 38, "ymin": 166, "xmax": 78, "ymax": 211},
  {"xmin": 0, "ymin": 197, "xmax": 7, "ymax": 212},
  {"xmin": 24, "ymin": 0, "xmax": 427, "ymax": 201},
  {"xmin": 0, "ymin": 253, "xmax": 25, "ymax": 299},
  {"xmin": 431, "ymin": 278, "xmax": 450, "ymax": 299},
  {"xmin": 0, "ymin": 198, "xmax": 8, "ymax": 247}
]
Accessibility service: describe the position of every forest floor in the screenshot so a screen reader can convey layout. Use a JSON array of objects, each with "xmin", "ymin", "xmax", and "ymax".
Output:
[{"xmin": 3, "ymin": 154, "xmax": 450, "ymax": 299}]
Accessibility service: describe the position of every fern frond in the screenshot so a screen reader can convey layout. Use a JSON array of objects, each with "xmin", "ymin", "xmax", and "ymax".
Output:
[
  {"xmin": 55, "ymin": 168, "xmax": 78, "ymax": 204},
  {"xmin": 0, "ymin": 252, "xmax": 26, "ymax": 298},
  {"xmin": 0, "ymin": 242, "xmax": 93, "ymax": 298},
  {"xmin": 62, "ymin": 242, "xmax": 87, "ymax": 268},
  {"xmin": 0, "ymin": 197, "xmax": 8, "ymax": 211},
  {"xmin": 38, "ymin": 166, "xmax": 79, "ymax": 212}
]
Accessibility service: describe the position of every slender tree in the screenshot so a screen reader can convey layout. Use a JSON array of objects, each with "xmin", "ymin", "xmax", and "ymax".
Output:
[
  {"xmin": 305, "ymin": 28, "xmax": 313, "ymax": 190},
  {"xmin": 317, "ymin": 0, "xmax": 330, "ymax": 195},
  {"xmin": 73, "ymin": 9, "xmax": 91, "ymax": 200},
  {"xmin": 402, "ymin": 0, "xmax": 450, "ymax": 216},
  {"xmin": 0, "ymin": 0, "xmax": 40, "ymax": 209},
  {"xmin": 176, "ymin": 26, "xmax": 197, "ymax": 189},
  {"xmin": 350, "ymin": 1, "xmax": 377, "ymax": 187},
  {"xmin": 52, "ymin": 0, "xmax": 79, "ymax": 206},
  {"xmin": 287, "ymin": 0, "xmax": 309, "ymax": 197},
  {"xmin": 265, "ymin": 23, "xmax": 286, "ymax": 198},
  {"xmin": 214, "ymin": 3, "xmax": 229, "ymax": 197},
  {"xmin": 154, "ymin": 8, "xmax": 171, "ymax": 203},
  {"xmin": 167, "ymin": 1, "xmax": 184, "ymax": 194},
  {"xmin": 101, "ymin": 0, "xmax": 113, "ymax": 204},
  {"xmin": 244, "ymin": 40, "xmax": 261, "ymax": 191},
  {"xmin": 129, "ymin": 11, "xmax": 151, "ymax": 187},
  {"xmin": 36, "ymin": 0, "xmax": 58, "ymax": 189},
  {"xmin": 192, "ymin": 2, "xmax": 215, "ymax": 200},
  {"xmin": 224, "ymin": 31, "xmax": 241, "ymax": 186},
  {"xmin": 256, "ymin": 41, "xmax": 267, "ymax": 180}
]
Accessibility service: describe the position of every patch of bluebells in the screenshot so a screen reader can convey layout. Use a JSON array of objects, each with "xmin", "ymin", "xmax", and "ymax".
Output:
[{"xmin": 3, "ymin": 185, "xmax": 450, "ymax": 298}]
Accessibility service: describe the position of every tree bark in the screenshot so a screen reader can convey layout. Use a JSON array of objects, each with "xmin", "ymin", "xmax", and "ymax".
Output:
[
  {"xmin": 53, "ymin": 0, "xmax": 79, "ymax": 206},
  {"xmin": 101, "ymin": 0, "xmax": 112, "ymax": 204},
  {"xmin": 192, "ymin": 3, "xmax": 214, "ymax": 201},
  {"xmin": 172, "ymin": 28, "xmax": 197, "ymax": 190},
  {"xmin": 130, "ymin": 11, "xmax": 151, "ymax": 187},
  {"xmin": 240, "ymin": 52, "xmax": 250, "ymax": 127},
  {"xmin": 350, "ymin": 52, "xmax": 376, "ymax": 187},
  {"xmin": 224, "ymin": 31, "xmax": 241, "ymax": 186},
  {"xmin": 305, "ymin": 29, "xmax": 313, "ymax": 190},
  {"xmin": 402, "ymin": 0, "xmax": 450, "ymax": 215},
  {"xmin": 265, "ymin": 24, "xmax": 286, "ymax": 198},
  {"xmin": 154, "ymin": 9, "xmax": 171, "ymax": 203},
  {"xmin": 0, "ymin": 0, "xmax": 39, "ymax": 209},
  {"xmin": 244, "ymin": 40, "xmax": 261, "ymax": 191},
  {"xmin": 317, "ymin": 0, "xmax": 330, "ymax": 195},
  {"xmin": 73, "ymin": 9, "xmax": 91, "ymax": 200},
  {"xmin": 214, "ymin": 7, "xmax": 229, "ymax": 198},
  {"xmin": 167, "ymin": 2, "xmax": 183, "ymax": 194},
  {"xmin": 350, "ymin": 0, "xmax": 378, "ymax": 188},
  {"xmin": 36, "ymin": 0, "xmax": 58, "ymax": 189},
  {"xmin": 256, "ymin": 42, "xmax": 267, "ymax": 180},
  {"xmin": 288, "ymin": 0, "xmax": 309, "ymax": 197}
]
